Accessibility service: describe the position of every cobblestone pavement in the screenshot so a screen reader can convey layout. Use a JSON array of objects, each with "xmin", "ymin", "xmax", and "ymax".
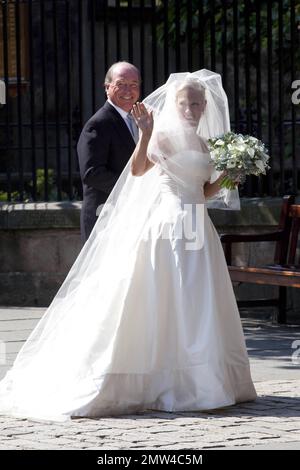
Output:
[
  {"xmin": 0, "ymin": 309, "xmax": 299, "ymax": 450},
  {"xmin": 0, "ymin": 380, "xmax": 299, "ymax": 450}
]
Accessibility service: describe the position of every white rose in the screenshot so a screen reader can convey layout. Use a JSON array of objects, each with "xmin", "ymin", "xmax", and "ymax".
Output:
[
  {"xmin": 255, "ymin": 160, "xmax": 265, "ymax": 172},
  {"xmin": 236, "ymin": 144, "xmax": 246, "ymax": 152}
]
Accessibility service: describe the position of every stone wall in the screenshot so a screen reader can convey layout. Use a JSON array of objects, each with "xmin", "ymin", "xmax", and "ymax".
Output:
[
  {"xmin": 0, "ymin": 202, "xmax": 82, "ymax": 306},
  {"xmin": 0, "ymin": 198, "xmax": 299, "ymax": 320}
]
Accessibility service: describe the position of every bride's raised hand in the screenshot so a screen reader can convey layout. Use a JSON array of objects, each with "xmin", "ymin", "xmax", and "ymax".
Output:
[{"xmin": 131, "ymin": 102, "xmax": 153, "ymax": 138}]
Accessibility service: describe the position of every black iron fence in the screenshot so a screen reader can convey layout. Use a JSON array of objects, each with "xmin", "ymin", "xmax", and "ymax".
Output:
[{"xmin": 0, "ymin": 0, "xmax": 299, "ymax": 202}]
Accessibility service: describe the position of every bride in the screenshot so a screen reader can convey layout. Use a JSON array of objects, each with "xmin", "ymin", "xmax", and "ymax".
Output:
[{"xmin": 0, "ymin": 70, "xmax": 256, "ymax": 422}]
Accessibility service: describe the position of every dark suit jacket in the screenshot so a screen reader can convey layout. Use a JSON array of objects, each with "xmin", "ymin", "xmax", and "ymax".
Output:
[{"xmin": 77, "ymin": 102, "xmax": 136, "ymax": 242}]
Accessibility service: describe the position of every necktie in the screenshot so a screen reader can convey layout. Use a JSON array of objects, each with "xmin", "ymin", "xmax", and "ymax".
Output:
[{"xmin": 126, "ymin": 113, "xmax": 139, "ymax": 144}]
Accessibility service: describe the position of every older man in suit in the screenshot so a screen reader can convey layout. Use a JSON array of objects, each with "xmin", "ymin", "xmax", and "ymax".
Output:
[{"xmin": 77, "ymin": 61, "xmax": 140, "ymax": 243}]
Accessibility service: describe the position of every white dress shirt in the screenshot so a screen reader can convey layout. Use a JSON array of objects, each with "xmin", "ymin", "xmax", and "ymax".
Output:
[{"xmin": 107, "ymin": 99, "xmax": 138, "ymax": 142}]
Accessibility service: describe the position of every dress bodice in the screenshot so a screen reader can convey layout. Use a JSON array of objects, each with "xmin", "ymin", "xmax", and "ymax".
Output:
[{"xmin": 158, "ymin": 150, "xmax": 213, "ymax": 205}]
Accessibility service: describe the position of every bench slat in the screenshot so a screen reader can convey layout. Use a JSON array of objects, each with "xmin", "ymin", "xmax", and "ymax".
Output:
[{"xmin": 229, "ymin": 266, "xmax": 300, "ymax": 288}]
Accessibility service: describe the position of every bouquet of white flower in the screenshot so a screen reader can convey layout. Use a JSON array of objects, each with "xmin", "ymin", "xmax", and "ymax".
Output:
[{"xmin": 207, "ymin": 131, "xmax": 270, "ymax": 190}]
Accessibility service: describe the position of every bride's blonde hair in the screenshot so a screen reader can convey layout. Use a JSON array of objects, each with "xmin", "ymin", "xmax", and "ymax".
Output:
[{"xmin": 175, "ymin": 78, "xmax": 206, "ymax": 101}]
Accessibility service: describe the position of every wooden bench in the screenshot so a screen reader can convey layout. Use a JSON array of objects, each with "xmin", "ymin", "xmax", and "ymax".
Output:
[{"xmin": 220, "ymin": 195, "xmax": 300, "ymax": 324}]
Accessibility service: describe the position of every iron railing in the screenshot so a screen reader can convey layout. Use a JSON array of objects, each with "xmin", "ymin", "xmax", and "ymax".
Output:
[{"xmin": 0, "ymin": 0, "xmax": 299, "ymax": 202}]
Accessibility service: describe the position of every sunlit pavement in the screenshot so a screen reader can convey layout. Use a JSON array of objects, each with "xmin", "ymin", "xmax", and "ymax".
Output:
[{"xmin": 0, "ymin": 308, "xmax": 299, "ymax": 450}]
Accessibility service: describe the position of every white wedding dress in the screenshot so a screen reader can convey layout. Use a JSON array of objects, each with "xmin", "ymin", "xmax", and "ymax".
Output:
[{"xmin": 0, "ymin": 150, "xmax": 256, "ymax": 421}]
